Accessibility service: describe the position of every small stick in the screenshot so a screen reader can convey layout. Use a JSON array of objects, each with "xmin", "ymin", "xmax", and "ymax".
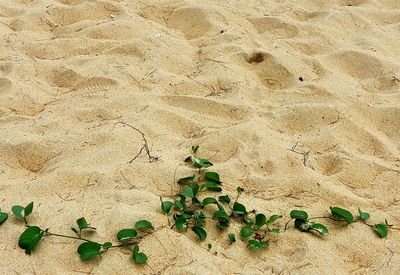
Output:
[
  {"xmin": 287, "ymin": 142, "xmax": 309, "ymax": 166},
  {"xmin": 113, "ymin": 122, "xmax": 159, "ymax": 163}
]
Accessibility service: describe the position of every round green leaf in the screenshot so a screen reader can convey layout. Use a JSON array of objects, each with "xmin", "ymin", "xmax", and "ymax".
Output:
[
  {"xmin": 0, "ymin": 212, "xmax": 8, "ymax": 225},
  {"xmin": 161, "ymin": 200, "xmax": 173, "ymax": 215},
  {"xmin": 294, "ymin": 219, "xmax": 312, "ymax": 232},
  {"xmin": 248, "ymin": 240, "xmax": 268, "ymax": 250},
  {"xmin": 77, "ymin": 242, "xmax": 103, "ymax": 260},
  {"xmin": 205, "ymin": 172, "xmax": 221, "ymax": 183},
  {"xmin": 24, "ymin": 202, "xmax": 34, "ymax": 217},
  {"xmin": 76, "ymin": 217, "xmax": 89, "ymax": 229},
  {"xmin": 290, "ymin": 210, "xmax": 308, "ymax": 221},
  {"xmin": 213, "ymin": 210, "xmax": 230, "ymax": 222},
  {"xmin": 133, "ymin": 252, "xmax": 147, "ymax": 264},
  {"xmin": 192, "ymin": 226, "xmax": 207, "ymax": 241},
  {"xmin": 103, "ymin": 242, "xmax": 112, "ymax": 249},
  {"xmin": 200, "ymin": 182, "xmax": 222, "ymax": 192},
  {"xmin": 202, "ymin": 197, "xmax": 218, "ymax": 207},
  {"xmin": 135, "ymin": 220, "xmax": 153, "ymax": 230},
  {"xmin": 266, "ymin": 214, "xmax": 283, "ymax": 225},
  {"xmin": 310, "ymin": 223, "xmax": 329, "ymax": 237},
  {"xmin": 197, "ymin": 158, "xmax": 213, "ymax": 168},
  {"xmin": 183, "ymin": 187, "xmax": 195, "ymax": 198},
  {"xmin": 375, "ymin": 224, "xmax": 388, "ymax": 238},
  {"xmin": 255, "ymin": 214, "xmax": 267, "ymax": 227},
  {"xmin": 228, "ymin": 233, "xmax": 236, "ymax": 244},
  {"xmin": 217, "ymin": 220, "xmax": 230, "ymax": 229},
  {"xmin": 240, "ymin": 226, "xmax": 253, "ymax": 239},
  {"xmin": 330, "ymin": 207, "xmax": 354, "ymax": 223},
  {"xmin": 358, "ymin": 208, "xmax": 370, "ymax": 220},
  {"xmin": 178, "ymin": 175, "xmax": 195, "ymax": 185},
  {"xmin": 117, "ymin": 229, "xmax": 138, "ymax": 241},
  {"xmin": 12, "ymin": 205, "xmax": 24, "ymax": 218},
  {"xmin": 18, "ymin": 226, "xmax": 44, "ymax": 254},
  {"xmin": 218, "ymin": 195, "xmax": 231, "ymax": 204},
  {"xmin": 175, "ymin": 216, "xmax": 188, "ymax": 231},
  {"xmin": 232, "ymin": 202, "xmax": 247, "ymax": 216}
]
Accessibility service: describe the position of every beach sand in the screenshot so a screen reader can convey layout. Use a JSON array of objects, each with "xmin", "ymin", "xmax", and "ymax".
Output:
[{"xmin": 0, "ymin": 0, "xmax": 400, "ymax": 274}]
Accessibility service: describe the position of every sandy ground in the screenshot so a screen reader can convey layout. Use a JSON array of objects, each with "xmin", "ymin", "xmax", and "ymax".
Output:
[{"xmin": 1, "ymin": 0, "xmax": 400, "ymax": 274}]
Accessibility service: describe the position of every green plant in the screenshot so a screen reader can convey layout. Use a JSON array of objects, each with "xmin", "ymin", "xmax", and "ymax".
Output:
[
  {"xmin": 285, "ymin": 207, "xmax": 400, "ymax": 238},
  {"xmin": 161, "ymin": 146, "xmax": 282, "ymax": 250},
  {"xmin": 9, "ymin": 202, "xmax": 154, "ymax": 264},
  {"xmin": 2, "ymin": 145, "xmax": 398, "ymax": 266}
]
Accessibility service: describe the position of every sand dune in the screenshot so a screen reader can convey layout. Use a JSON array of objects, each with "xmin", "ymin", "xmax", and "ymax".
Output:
[{"xmin": 0, "ymin": 0, "xmax": 399, "ymax": 274}]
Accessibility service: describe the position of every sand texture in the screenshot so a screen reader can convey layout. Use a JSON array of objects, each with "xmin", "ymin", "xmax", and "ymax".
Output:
[{"xmin": 1, "ymin": 0, "xmax": 400, "ymax": 274}]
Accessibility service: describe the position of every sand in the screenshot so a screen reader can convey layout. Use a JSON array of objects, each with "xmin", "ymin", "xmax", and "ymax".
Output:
[{"xmin": 1, "ymin": 0, "xmax": 400, "ymax": 274}]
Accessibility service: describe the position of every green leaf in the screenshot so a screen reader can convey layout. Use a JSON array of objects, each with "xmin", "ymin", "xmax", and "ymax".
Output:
[
  {"xmin": 183, "ymin": 187, "xmax": 195, "ymax": 198},
  {"xmin": 0, "ymin": 212, "xmax": 8, "ymax": 225},
  {"xmin": 232, "ymin": 202, "xmax": 247, "ymax": 216},
  {"xmin": 266, "ymin": 214, "xmax": 282, "ymax": 225},
  {"xmin": 270, "ymin": 227, "xmax": 280, "ymax": 233},
  {"xmin": 161, "ymin": 199, "xmax": 173, "ymax": 215},
  {"xmin": 375, "ymin": 224, "xmax": 388, "ymax": 238},
  {"xmin": 178, "ymin": 175, "xmax": 195, "ymax": 185},
  {"xmin": 213, "ymin": 210, "xmax": 230, "ymax": 222},
  {"xmin": 205, "ymin": 172, "xmax": 221, "ymax": 183},
  {"xmin": 185, "ymin": 156, "xmax": 213, "ymax": 168},
  {"xmin": 358, "ymin": 208, "xmax": 370, "ymax": 220},
  {"xmin": 12, "ymin": 205, "xmax": 25, "ymax": 218},
  {"xmin": 310, "ymin": 223, "xmax": 329, "ymax": 237},
  {"xmin": 290, "ymin": 210, "xmax": 308, "ymax": 221},
  {"xmin": 294, "ymin": 219, "xmax": 312, "ymax": 232},
  {"xmin": 207, "ymin": 243, "xmax": 212, "ymax": 250},
  {"xmin": 217, "ymin": 220, "xmax": 230, "ymax": 229},
  {"xmin": 24, "ymin": 202, "xmax": 34, "ymax": 217},
  {"xmin": 228, "ymin": 233, "xmax": 236, "ymax": 244},
  {"xmin": 135, "ymin": 220, "xmax": 153, "ymax": 230},
  {"xmin": 77, "ymin": 242, "xmax": 103, "ymax": 260},
  {"xmin": 202, "ymin": 197, "xmax": 218, "ymax": 207},
  {"xmin": 117, "ymin": 229, "xmax": 138, "ymax": 241},
  {"xmin": 330, "ymin": 207, "xmax": 354, "ymax": 223},
  {"xmin": 255, "ymin": 214, "xmax": 267, "ymax": 227},
  {"xmin": 76, "ymin": 217, "xmax": 89, "ymax": 229},
  {"xmin": 175, "ymin": 216, "xmax": 187, "ymax": 231},
  {"xmin": 192, "ymin": 226, "xmax": 207, "ymax": 241},
  {"xmin": 194, "ymin": 211, "xmax": 206, "ymax": 227},
  {"xmin": 133, "ymin": 252, "xmax": 147, "ymax": 264},
  {"xmin": 248, "ymin": 240, "xmax": 268, "ymax": 250},
  {"xmin": 236, "ymin": 187, "xmax": 244, "ymax": 194},
  {"xmin": 103, "ymin": 242, "xmax": 112, "ymax": 249},
  {"xmin": 200, "ymin": 182, "xmax": 222, "ymax": 192},
  {"xmin": 240, "ymin": 226, "xmax": 254, "ymax": 239},
  {"xmin": 18, "ymin": 226, "xmax": 44, "ymax": 254},
  {"xmin": 218, "ymin": 195, "xmax": 231, "ymax": 204},
  {"xmin": 132, "ymin": 244, "xmax": 139, "ymax": 255},
  {"xmin": 174, "ymin": 200, "xmax": 184, "ymax": 211},
  {"xmin": 197, "ymin": 159, "xmax": 213, "ymax": 168}
]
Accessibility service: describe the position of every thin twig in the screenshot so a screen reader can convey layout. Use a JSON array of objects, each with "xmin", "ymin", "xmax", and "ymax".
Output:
[
  {"xmin": 287, "ymin": 142, "xmax": 309, "ymax": 166},
  {"xmin": 113, "ymin": 122, "xmax": 159, "ymax": 163}
]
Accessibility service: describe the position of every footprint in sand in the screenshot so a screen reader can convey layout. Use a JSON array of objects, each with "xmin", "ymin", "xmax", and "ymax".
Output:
[
  {"xmin": 244, "ymin": 51, "xmax": 296, "ymax": 90},
  {"xmin": 248, "ymin": 16, "xmax": 300, "ymax": 39},
  {"xmin": 166, "ymin": 7, "xmax": 214, "ymax": 40},
  {"xmin": 47, "ymin": 67, "xmax": 118, "ymax": 95},
  {"xmin": 327, "ymin": 50, "xmax": 399, "ymax": 94}
]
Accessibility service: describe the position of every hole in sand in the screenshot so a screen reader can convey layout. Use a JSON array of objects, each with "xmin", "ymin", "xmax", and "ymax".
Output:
[{"xmin": 246, "ymin": 52, "xmax": 265, "ymax": 63}]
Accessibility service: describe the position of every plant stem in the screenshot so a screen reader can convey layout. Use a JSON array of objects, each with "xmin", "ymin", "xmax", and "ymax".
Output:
[
  {"xmin": 109, "ymin": 241, "xmax": 140, "ymax": 248},
  {"xmin": 309, "ymin": 216, "xmax": 345, "ymax": 221},
  {"xmin": 45, "ymin": 232, "xmax": 92, "ymax": 242},
  {"xmin": 284, "ymin": 219, "xmax": 293, "ymax": 230}
]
